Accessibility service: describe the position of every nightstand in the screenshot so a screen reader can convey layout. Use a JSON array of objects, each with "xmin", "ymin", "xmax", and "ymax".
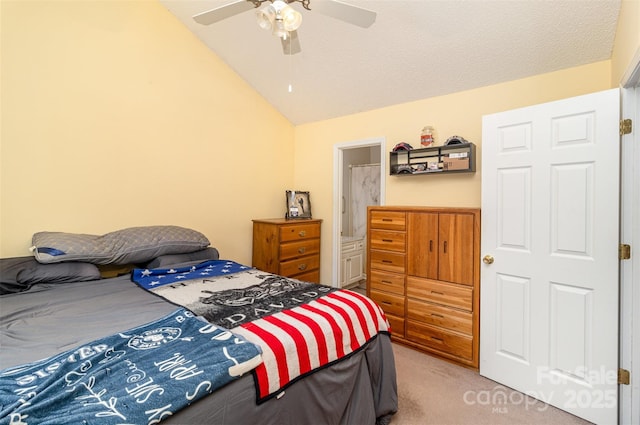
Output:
[{"xmin": 252, "ymin": 218, "xmax": 322, "ymax": 283}]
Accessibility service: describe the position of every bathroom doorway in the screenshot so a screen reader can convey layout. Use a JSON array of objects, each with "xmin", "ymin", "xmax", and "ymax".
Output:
[{"xmin": 332, "ymin": 138, "xmax": 386, "ymax": 290}]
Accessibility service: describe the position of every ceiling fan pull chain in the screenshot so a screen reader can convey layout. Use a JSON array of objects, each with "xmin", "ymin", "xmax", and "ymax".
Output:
[{"xmin": 288, "ymin": 37, "xmax": 294, "ymax": 92}]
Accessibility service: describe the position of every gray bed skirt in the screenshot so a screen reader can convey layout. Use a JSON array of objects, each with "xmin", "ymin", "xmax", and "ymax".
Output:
[{"xmin": 165, "ymin": 333, "xmax": 397, "ymax": 425}]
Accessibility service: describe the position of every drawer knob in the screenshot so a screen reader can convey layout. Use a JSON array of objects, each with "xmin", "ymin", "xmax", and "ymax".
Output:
[
  {"xmin": 298, "ymin": 263, "xmax": 307, "ymax": 271},
  {"xmin": 483, "ymin": 254, "xmax": 495, "ymax": 264},
  {"xmin": 298, "ymin": 247, "xmax": 306, "ymax": 254},
  {"xmin": 298, "ymin": 230, "xmax": 307, "ymax": 237}
]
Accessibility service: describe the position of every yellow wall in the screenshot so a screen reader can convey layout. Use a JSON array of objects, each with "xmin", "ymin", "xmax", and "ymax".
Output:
[
  {"xmin": 295, "ymin": 61, "xmax": 613, "ymax": 283},
  {"xmin": 2, "ymin": 0, "xmax": 637, "ymax": 287},
  {"xmin": 0, "ymin": 0, "xmax": 294, "ymax": 261},
  {"xmin": 611, "ymin": 0, "xmax": 640, "ymax": 86}
]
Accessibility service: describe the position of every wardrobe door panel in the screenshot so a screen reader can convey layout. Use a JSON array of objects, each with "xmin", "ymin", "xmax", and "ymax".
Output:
[
  {"xmin": 438, "ymin": 213, "xmax": 475, "ymax": 285},
  {"xmin": 407, "ymin": 212, "xmax": 438, "ymax": 279}
]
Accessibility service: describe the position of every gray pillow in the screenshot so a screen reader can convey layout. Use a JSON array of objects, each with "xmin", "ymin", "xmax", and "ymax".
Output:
[
  {"xmin": 145, "ymin": 247, "xmax": 220, "ymax": 269},
  {"xmin": 32, "ymin": 226, "xmax": 210, "ymax": 265},
  {"xmin": 0, "ymin": 256, "xmax": 101, "ymax": 294}
]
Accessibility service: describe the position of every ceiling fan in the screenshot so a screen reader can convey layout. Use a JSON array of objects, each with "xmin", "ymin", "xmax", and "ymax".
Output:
[{"xmin": 192, "ymin": 0, "xmax": 377, "ymax": 55}]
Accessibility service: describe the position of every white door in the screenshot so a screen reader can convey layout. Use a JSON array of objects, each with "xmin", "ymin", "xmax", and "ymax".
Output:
[{"xmin": 480, "ymin": 88, "xmax": 620, "ymax": 424}]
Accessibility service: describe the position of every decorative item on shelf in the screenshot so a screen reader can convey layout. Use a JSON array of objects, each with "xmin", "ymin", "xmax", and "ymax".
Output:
[
  {"xmin": 420, "ymin": 126, "xmax": 435, "ymax": 147},
  {"xmin": 444, "ymin": 135, "xmax": 469, "ymax": 145},
  {"xmin": 285, "ymin": 190, "xmax": 312, "ymax": 219},
  {"xmin": 427, "ymin": 162, "xmax": 441, "ymax": 171},
  {"xmin": 394, "ymin": 164, "xmax": 413, "ymax": 174},
  {"xmin": 392, "ymin": 142, "xmax": 413, "ymax": 151},
  {"xmin": 442, "ymin": 137, "xmax": 471, "ymax": 171}
]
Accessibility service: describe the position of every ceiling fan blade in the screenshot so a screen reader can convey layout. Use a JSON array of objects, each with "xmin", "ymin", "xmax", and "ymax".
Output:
[
  {"xmin": 193, "ymin": 0, "xmax": 255, "ymax": 25},
  {"xmin": 311, "ymin": 0, "xmax": 376, "ymax": 28},
  {"xmin": 281, "ymin": 31, "xmax": 302, "ymax": 55}
]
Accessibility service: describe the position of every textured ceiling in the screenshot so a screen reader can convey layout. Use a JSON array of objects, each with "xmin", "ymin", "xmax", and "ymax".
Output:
[{"xmin": 160, "ymin": 0, "xmax": 621, "ymax": 125}]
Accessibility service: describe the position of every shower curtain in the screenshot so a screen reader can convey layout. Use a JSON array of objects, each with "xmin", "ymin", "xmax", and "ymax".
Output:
[{"xmin": 350, "ymin": 164, "xmax": 380, "ymax": 238}]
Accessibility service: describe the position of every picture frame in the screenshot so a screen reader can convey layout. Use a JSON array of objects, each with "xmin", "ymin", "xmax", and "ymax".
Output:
[{"xmin": 285, "ymin": 190, "xmax": 312, "ymax": 219}]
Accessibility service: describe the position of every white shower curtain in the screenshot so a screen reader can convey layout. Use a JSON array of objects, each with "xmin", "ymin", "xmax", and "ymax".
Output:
[{"xmin": 350, "ymin": 164, "xmax": 380, "ymax": 238}]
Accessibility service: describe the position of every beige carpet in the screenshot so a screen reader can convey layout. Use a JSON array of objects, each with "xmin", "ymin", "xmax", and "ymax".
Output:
[{"xmin": 390, "ymin": 343, "xmax": 592, "ymax": 425}]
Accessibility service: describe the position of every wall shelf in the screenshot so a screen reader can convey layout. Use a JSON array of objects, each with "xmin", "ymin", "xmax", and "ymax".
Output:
[{"xmin": 389, "ymin": 143, "xmax": 476, "ymax": 176}]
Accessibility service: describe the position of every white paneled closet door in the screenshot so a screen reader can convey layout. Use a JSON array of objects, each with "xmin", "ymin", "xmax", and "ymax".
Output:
[{"xmin": 480, "ymin": 89, "xmax": 620, "ymax": 424}]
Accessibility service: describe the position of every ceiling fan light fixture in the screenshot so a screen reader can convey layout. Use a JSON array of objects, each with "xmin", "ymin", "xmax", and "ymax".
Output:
[
  {"xmin": 257, "ymin": 0, "xmax": 302, "ymax": 36},
  {"xmin": 281, "ymin": 5, "xmax": 302, "ymax": 31},
  {"xmin": 256, "ymin": 5, "xmax": 276, "ymax": 31}
]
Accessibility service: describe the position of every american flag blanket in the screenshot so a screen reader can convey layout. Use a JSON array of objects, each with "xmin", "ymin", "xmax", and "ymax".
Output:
[{"xmin": 132, "ymin": 260, "xmax": 390, "ymax": 403}]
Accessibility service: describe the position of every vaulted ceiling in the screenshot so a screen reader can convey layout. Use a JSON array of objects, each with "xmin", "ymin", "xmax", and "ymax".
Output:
[{"xmin": 161, "ymin": 0, "xmax": 621, "ymax": 124}]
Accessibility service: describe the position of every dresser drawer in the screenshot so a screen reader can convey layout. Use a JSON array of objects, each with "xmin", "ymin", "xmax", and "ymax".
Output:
[
  {"xmin": 280, "ymin": 239, "xmax": 320, "ymax": 261},
  {"xmin": 386, "ymin": 314, "xmax": 405, "ymax": 339},
  {"xmin": 406, "ymin": 320, "xmax": 473, "ymax": 360},
  {"xmin": 294, "ymin": 269, "xmax": 320, "ymax": 283},
  {"xmin": 407, "ymin": 298, "xmax": 472, "ymax": 334},
  {"xmin": 370, "ymin": 211, "xmax": 406, "ymax": 231},
  {"xmin": 370, "ymin": 250, "xmax": 405, "ymax": 274},
  {"xmin": 370, "ymin": 230, "xmax": 405, "ymax": 252},
  {"xmin": 370, "ymin": 270, "xmax": 405, "ymax": 295},
  {"xmin": 369, "ymin": 289, "xmax": 405, "ymax": 317},
  {"xmin": 407, "ymin": 277, "xmax": 473, "ymax": 312},
  {"xmin": 279, "ymin": 255, "xmax": 319, "ymax": 277},
  {"xmin": 279, "ymin": 223, "xmax": 321, "ymax": 242}
]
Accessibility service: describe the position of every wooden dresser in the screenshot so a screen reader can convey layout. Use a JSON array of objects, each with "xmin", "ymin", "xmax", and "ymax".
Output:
[
  {"xmin": 367, "ymin": 206, "xmax": 480, "ymax": 369},
  {"xmin": 252, "ymin": 218, "xmax": 322, "ymax": 283}
]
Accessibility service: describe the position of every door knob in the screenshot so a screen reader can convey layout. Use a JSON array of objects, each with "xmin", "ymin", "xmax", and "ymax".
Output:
[{"xmin": 483, "ymin": 255, "xmax": 494, "ymax": 264}]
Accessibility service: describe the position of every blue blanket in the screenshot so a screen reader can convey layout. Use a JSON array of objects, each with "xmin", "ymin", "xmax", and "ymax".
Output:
[{"xmin": 0, "ymin": 308, "xmax": 262, "ymax": 425}]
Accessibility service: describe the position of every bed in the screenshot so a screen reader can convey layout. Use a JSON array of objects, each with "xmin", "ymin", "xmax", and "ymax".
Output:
[{"xmin": 0, "ymin": 226, "xmax": 397, "ymax": 424}]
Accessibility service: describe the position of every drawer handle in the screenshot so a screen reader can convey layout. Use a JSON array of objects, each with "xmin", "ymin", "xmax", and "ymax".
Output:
[
  {"xmin": 381, "ymin": 280, "xmax": 392, "ymax": 285},
  {"xmin": 430, "ymin": 337, "xmax": 444, "ymax": 343},
  {"xmin": 298, "ymin": 263, "xmax": 307, "ymax": 271},
  {"xmin": 382, "ymin": 218, "xmax": 392, "ymax": 222},
  {"xmin": 429, "ymin": 240, "xmax": 434, "ymax": 252},
  {"xmin": 430, "ymin": 313, "xmax": 444, "ymax": 318},
  {"xmin": 381, "ymin": 301, "xmax": 392, "ymax": 305},
  {"xmin": 298, "ymin": 247, "xmax": 306, "ymax": 254},
  {"xmin": 382, "ymin": 260, "xmax": 393, "ymax": 264},
  {"xmin": 382, "ymin": 239, "xmax": 393, "ymax": 243},
  {"xmin": 298, "ymin": 230, "xmax": 307, "ymax": 237},
  {"xmin": 431, "ymin": 290, "xmax": 444, "ymax": 295},
  {"xmin": 443, "ymin": 241, "xmax": 448, "ymax": 254}
]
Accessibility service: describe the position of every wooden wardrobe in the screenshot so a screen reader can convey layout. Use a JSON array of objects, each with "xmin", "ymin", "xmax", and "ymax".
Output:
[{"xmin": 367, "ymin": 206, "xmax": 481, "ymax": 369}]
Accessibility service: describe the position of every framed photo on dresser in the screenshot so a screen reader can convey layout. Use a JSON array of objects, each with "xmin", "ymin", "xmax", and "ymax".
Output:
[{"xmin": 285, "ymin": 190, "xmax": 312, "ymax": 219}]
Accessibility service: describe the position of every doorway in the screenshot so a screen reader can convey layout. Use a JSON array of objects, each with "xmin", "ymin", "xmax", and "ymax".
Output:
[
  {"xmin": 620, "ymin": 57, "xmax": 640, "ymax": 425},
  {"xmin": 332, "ymin": 138, "xmax": 386, "ymax": 289}
]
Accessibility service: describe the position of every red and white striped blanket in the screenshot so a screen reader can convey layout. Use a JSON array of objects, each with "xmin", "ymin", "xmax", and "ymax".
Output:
[{"xmin": 132, "ymin": 260, "xmax": 390, "ymax": 403}]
